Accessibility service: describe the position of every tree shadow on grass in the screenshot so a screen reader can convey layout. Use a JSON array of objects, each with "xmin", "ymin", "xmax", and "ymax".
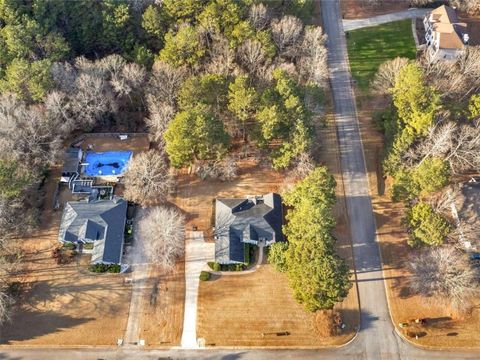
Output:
[{"xmin": 0, "ymin": 308, "xmax": 93, "ymax": 344}]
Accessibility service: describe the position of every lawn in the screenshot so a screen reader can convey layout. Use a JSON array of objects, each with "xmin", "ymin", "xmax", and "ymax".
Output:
[{"xmin": 346, "ymin": 20, "xmax": 417, "ymax": 91}]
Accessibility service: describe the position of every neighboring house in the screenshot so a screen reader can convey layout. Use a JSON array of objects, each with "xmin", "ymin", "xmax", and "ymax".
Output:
[
  {"xmin": 423, "ymin": 5, "xmax": 469, "ymax": 62},
  {"xmin": 214, "ymin": 193, "xmax": 283, "ymax": 264},
  {"xmin": 58, "ymin": 197, "xmax": 128, "ymax": 264}
]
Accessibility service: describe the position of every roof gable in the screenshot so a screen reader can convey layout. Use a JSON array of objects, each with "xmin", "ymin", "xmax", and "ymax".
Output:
[
  {"xmin": 58, "ymin": 198, "xmax": 127, "ymax": 263},
  {"xmin": 215, "ymin": 193, "xmax": 283, "ymax": 263}
]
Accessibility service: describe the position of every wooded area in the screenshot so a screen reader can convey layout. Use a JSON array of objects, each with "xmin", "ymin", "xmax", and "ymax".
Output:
[{"xmin": 0, "ymin": 0, "xmax": 332, "ymax": 324}]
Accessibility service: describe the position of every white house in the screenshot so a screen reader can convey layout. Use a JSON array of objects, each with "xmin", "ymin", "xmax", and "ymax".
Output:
[{"xmin": 423, "ymin": 5, "xmax": 469, "ymax": 62}]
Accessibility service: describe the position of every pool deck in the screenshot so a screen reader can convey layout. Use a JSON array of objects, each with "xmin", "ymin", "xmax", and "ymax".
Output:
[{"xmin": 76, "ymin": 134, "xmax": 150, "ymax": 154}]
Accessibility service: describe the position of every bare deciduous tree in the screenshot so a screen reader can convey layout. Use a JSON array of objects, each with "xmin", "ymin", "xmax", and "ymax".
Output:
[
  {"xmin": 195, "ymin": 156, "xmax": 238, "ymax": 181},
  {"xmin": 407, "ymin": 246, "xmax": 479, "ymax": 311},
  {"xmin": 0, "ymin": 93, "xmax": 63, "ymax": 168},
  {"xmin": 237, "ymin": 39, "xmax": 268, "ymax": 77},
  {"xmin": 50, "ymin": 62, "xmax": 77, "ymax": 94},
  {"xmin": 71, "ymin": 73, "xmax": 116, "ymax": 128},
  {"xmin": 137, "ymin": 206, "xmax": 185, "ymax": 271},
  {"xmin": 271, "ymin": 15, "xmax": 303, "ymax": 56},
  {"xmin": 123, "ymin": 150, "xmax": 175, "ymax": 205},
  {"xmin": 372, "ymin": 57, "xmax": 410, "ymax": 95},
  {"xmin": 249, "ymin": 3, "xmax": 270, "ymax": 30},
  {"xmin": 293, "ymin": 151, "xmax": 315, "ymax": 179},
  {"xmin": 298, "ymin": 26, "xmax": 328, "ymax": 88},
  {"xmin": 111, "ymin": 62, "xmax": 147, "ymax": 99},
  {"xmin": 404, "ymin": 121, "xmax": 480, "ymax": 174},
  {"xmin": 206, "ymin": 35, "xmax": 237, "ymax": 76},
  {"xmin": 148, "ymin": 61, "xmax": 187, "ymax": 107},
  {"xmin": 144, "ymin": 96, "xmax": 175, "ymax": 147}
]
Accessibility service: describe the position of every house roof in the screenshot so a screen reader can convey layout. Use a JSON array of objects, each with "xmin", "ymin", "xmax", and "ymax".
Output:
[
  {"xmin": 431, "ymin": 5, "xmax": 459, "ymax": 24},
  {"xmin": 215, "ymin": 193, "xmax": 283, "ymax": 263},
  {"xmin": 58, "ymin": 197, "xmax": 127, "ymax": 263},
  {"xmin": 62, "ymin": 148, "xmax": 81, "ymax": 174},
  {"xmin": 429, "ymin": 5, "xmax": 468, "ymax": 50}
]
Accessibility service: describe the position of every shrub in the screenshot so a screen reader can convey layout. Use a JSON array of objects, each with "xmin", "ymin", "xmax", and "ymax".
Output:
[
  {"xmin": 228, "ymin": 264, "xmax": 237, "ymax": 271},
  {"xmin": 199, "ymin": 271, "xmax": 210, "ymax": 281},
  {"xmin": 89, "ymin": 263, "xmax": 121, "ymax": 273},
  {"xmin": 83, "ymin": 242, "xmax": 94, "ymax": 250},
  {"xmin": 244, "ymin": 243, "xmax": 250, "ymax": 265},
  {"xmin": 62, "ymin": 242, "xmax": 75, "ymax": 250},
  {"xmin": 207, "ymin": 261, "xmax": 221, "ymax": 271}
]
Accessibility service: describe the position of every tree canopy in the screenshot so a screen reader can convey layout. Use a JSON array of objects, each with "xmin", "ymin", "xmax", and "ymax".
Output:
[
  {"xmin": 278, "ymin": 167, "xmax": 351, "ymax": 311},
  {"xmin": 164, "ymin": 108, "xmax": 230, "ymax": 168}
]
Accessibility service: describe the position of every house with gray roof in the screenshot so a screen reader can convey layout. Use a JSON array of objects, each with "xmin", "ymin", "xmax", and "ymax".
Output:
[
  {"xmin": 214, "ymin": 193, "xmax": 283, "ymax": 264},
  {"xmin": 58, "ymin": 197, "xmax": 128, "ymax": 264}
]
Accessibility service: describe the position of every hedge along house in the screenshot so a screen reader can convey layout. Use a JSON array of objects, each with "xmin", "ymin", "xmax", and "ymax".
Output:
[
  {"xmin": 214, "ymin": 193, "xmax": 284, "ymax": 264},
  {"xmin": 58, "ymin": 197, "xmax": 128, "ymax": 264}
]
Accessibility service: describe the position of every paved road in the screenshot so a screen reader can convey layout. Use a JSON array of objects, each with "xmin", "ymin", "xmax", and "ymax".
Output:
[
  {"xmin": 342, "ymin": 8, "xmax": 430, "ymax": 31},
  {"xmin": 180, "ymin": 231, "xmax": 214, "ymax": 348},
  {"xmin": 322, "ymin": 0, "xmax": 401, "ymax": 358}
]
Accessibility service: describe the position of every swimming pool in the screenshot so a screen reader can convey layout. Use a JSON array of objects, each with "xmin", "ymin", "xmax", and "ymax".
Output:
[{"xmin": 83, "ymin": 151, "xmax": 133, "ymax": 176}]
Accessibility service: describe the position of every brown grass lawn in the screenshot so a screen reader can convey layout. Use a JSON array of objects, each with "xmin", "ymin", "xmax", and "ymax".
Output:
[
  {"xmin": 197, "ymin": 264, "xmax": 357, "ymax": 347},
  {"xmin": 0, "ymin": 203, "xmax": 131, "ymax": 346},
  {"xmin": 138, "ymin": 261, "xmax": 185, "ymax": 347},
  {"xmin": 356, "ymin": 93, "xmax": 480, "ymax": 348}
]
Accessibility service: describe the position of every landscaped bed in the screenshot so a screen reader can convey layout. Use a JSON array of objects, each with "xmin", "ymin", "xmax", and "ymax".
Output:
[{"xmin": 346, "ymin": 20, "xmax": 417, "ymax": 90}]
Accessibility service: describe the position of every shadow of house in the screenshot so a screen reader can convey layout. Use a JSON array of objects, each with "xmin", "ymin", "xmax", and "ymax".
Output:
[{"xmin": 0, "ymin": 309, "xmax": 93, "ymax": 344}]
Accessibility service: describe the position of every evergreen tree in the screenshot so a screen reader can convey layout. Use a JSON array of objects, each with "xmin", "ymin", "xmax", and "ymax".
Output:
[
  {"xmin": 227, "ymin": 75, "xmax": 257, "ymax": 139},
  {"xmin": 159, "ymin": 24, "xmax": 206, "ymax": 68},
  {"xmin": 405, "ymin": 201, "xmax": 451, "ymax": 247},
  {"xmin": 281, "ymin": 167, "xmax": 351, "ymax": 311},
  {"xmin": 164, "ymin": 108, "xmax": 230, "ymax": 168}
]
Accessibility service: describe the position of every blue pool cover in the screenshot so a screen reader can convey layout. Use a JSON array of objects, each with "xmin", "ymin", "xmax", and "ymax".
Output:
[{"xmin": 83, "ymin": 151, "xmax": 133, "ymax": 176}]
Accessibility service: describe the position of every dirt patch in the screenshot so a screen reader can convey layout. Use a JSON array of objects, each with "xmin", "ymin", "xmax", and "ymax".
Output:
[
  {"xmin": 356, "ymin": 91, "xmax": 480, "ymax": 348},
  {"xmin": 341, "ymin": 0, "xmax": 409, "ymax": 19},
  {"xmin": 75, "ymin": 133, "xmax": 150, "ymax": 154},
  {"xmin": 138, "ymin": 261, "xmax": 185, "ymax": 347},
  {"xmin": 174, "ymin": 158, "xmax": 284, "ymax": 236}
]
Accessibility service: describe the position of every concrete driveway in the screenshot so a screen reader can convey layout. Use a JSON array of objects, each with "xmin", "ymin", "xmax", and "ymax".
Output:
[
  {"xmin": 342, "ymin": 8, "xmax": 431, "ymax": 31},
  {"xmin": 180, "ymin": 231, "xmax": 215, "ymax": 349}
]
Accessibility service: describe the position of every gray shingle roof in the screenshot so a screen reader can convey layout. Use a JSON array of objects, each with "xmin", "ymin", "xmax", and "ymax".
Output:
[
  {"xmin": 58, "ymin": 197, "xmax": 127, "ymax": 264},
  {"xmin": 62, "ymin": 148, "xmax": 81, "ymax": 174},
  {"xmin": 215, "ymin": 193, "xmax": 283, "ymax": 264}
]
